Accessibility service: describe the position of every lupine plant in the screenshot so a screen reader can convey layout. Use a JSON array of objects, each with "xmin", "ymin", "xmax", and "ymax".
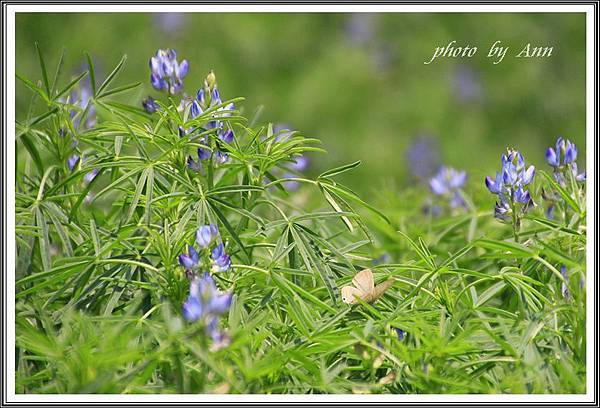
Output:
[
  {"xmin": 15, "ymin": 45, "xmax": 586, "ymax": 394},
  {"xmin": 542, "ymin": 137, "xmax": 586, "ymax": 221},
  {"xmin": 485, "ymin": 149, "xmax": 536, "ymax": 241}
]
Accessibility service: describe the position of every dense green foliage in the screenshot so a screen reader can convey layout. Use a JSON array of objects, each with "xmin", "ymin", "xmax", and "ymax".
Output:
[{"xmin": 15, "ymin": 45, "xmax": 586, "ymax": 395}]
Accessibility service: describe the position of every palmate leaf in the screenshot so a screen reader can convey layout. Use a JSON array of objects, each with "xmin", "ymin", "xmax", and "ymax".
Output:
[
  {"xmin": 288, "ymin": 224, "xmax": 339, "ymax": 303},
  {"xmin": 96, "ymin": 54, "xmax": 127, "ymax": 97}
]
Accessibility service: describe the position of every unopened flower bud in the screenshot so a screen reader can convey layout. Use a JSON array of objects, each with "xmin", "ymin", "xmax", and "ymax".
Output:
[{"xmin": 206, "ymin": 70, "xmax": 217, "ymax": 89}]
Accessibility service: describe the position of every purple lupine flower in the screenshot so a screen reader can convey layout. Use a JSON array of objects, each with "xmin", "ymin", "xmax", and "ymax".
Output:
[
  {"xmin": 190, "ymin": 99, "xmax": 203, "ymax": 119},
  {"xmin": 429, "ymin": 166, "xmax": 467, "ymax": 209},
  {"xmin": 182, "ymin": 273, "xmax": 232, "ymax": 324},
  {"xmin": 405, "ymin": 135, "xmax": 441, "ymax": 182},
  {"xmin": 571, "ymin": 162, "xmax": 586, "ymax": 182},
  {"xmin": 214, "ymin": 151, "xmax": 229, "ymax": 165},
  {"xmin": 494, "ymin": 197, "xmax": 512, "ymax": 223},
  {"xmin": 179, "ymin": 245, "xmax": 200, "ymax": 270},
  {"xmin": 546, "ymin": 137, "xmax": 586, "ymax": 185},
  {"xmin": 84, "ymin": 169, "xmax": 99, "ymax": 184},
  {"xmin": 211, "ymin": 243, "xmax": 231, "ymax": 273},
  {"xmin": 394, "ymin": 328, "xmax": 405, "ymax": 341},
  {"xmin": 218, "ymin": 128, "xmax": 234, "ymax": 144},
  {"xmin": 142, "ymin": 96, "xmax": 159, "ymax": 114},
  {"xmin": 187, "ymin": 140, "xmax": 212, "ymax": 172},
  {"xmin": 196, "ymin": 224, "xmax": 219, "ymax": 249},
  {"xmin": 67, "ymin": 154, "xmax": 80, "ymax": 171},
  {"xmin": 485, "ymin": 149, "xmax": 535, "ymax": 222},
  {"xmin": 149, "ymin": 49, "xmax": 189, "ymax": 94},
  {"xmin": 546, "ymin": 137, "xmax": 577, "ymax": 167}
]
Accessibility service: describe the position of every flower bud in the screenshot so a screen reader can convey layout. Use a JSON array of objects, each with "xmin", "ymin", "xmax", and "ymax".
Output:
[{"xmin": 206, "ymin": 70, "xmax": 217, "ymax": 89}]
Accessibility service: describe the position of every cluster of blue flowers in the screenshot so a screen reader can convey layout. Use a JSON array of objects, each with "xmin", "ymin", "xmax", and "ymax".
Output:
[
  {"xmin": 144, "ymin": 49, "xmax": 237, "ymax": 173},
  {"xmin": 485, "ymin": 149, "xmax": 536, "ymax": 225},
  {"xmin": 149, "ymin": 48, "xmax": 189, "ymax": 95},
  {"xmin": 185, "ymin": 72, "xmax": 236, "ymax": 171},
  {"xmin": 179, "ymin": 224, "xmax": 233, "ymax": 347},
  {"xmin": 429, "ymin": 166, "xmax": 467, "ymax": 210},
  {"xmin": 543, "ymin": 137, "xmax": 586, "ymax": 219},
  {"xmin": 179, "ymin": 224, "xmax": 232, "ymax": 275}
]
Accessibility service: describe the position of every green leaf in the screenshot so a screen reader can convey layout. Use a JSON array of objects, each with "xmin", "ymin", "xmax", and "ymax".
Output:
[
  {"xmin": 50, "ymin": 47, "xmax": 65, "ymax": 96},
  {"xmin": 318, "ymin": 160, "xmax": 361, "ymax": 179},
  {"xmin": 126, "ymin": 167, "xmax": 149, "ymax": 224},
  {"xmin": 97, "ymin": 81, "xmax": 142, "ymax": 99},
  {"xmin": 68, "ymin": 168, "xmax": 104, "ymax": 221},
  {"xmin": 27, "ymin": 107, "xmax": 59, "ymax": 127},
  {"xmin": 35, "ymin": 42, "xmax": 50, "ymax": 96},
  {"xmin": 19, "ymin": 133, "xmax": 44, "ymax": 175},
  {"xmin": 85, "ymin": 51, "xmax": 97, "ymax": 96},
  {"xmin": 16, "ymin": 73, "xmax": 49, "ymax": 103},
  {"xmin": 35, "ymin": 207, "xmax": 51, "ymax": 272},
  {"xmin": 475, "ymin": 238, "xmax": 535, "ymax": 258},
  {"xmin": 210, "ymin": 203, "xmax": 251, "ymax": 263},
  {"xmin": 97, "ymin": 54, "xmax": 127, "ymax": 97},
  {"xmin": 539, "ymin": 170, "xmax": 582, "ymax": 215},
  {"xmin": 53, "ymin": 71, "xmax": 88, "ymax": 101}
]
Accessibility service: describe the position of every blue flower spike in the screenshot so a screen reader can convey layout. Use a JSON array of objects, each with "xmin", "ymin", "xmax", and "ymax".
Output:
[
  {"xmin": 181, "ymin": 273, "xmax": 233, "ymax": 349},
  {"xmin": 485, "ymin": 148, "xmax": 536, "ymax": 238},
  {"xmin": 149, "ymin": 48, "xmax": 189, "ymax": 95}
]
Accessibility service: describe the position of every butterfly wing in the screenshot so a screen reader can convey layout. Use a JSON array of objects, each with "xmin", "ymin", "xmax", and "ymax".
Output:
[
  {"xmin": 341, "ymin": 285, "xmax": 367, "ymax": 304},
  {"xmin": 368, "ymin": 278, "xmax": 395, "ymax": 302},
  {"xmin": 352, "ymin": 269, "xmax": 374, "ymax": 294}
]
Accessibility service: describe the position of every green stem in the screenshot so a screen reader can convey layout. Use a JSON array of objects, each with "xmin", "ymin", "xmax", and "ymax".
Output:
[{"xmin": 510, "ymin": 194, "xmax": 520, "ymax": 243}]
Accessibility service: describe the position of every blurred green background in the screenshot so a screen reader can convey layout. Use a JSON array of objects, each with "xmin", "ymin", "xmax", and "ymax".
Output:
[{"xmin": 15, "ymin": 12, "xmax": 586, "ymax": 195}]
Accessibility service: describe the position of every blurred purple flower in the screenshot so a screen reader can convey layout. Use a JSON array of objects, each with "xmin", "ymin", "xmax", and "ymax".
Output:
[
  {"xmin": 452, "ymin": 65, "xmax": 482, "ymax": 104},
  {"xmin": 154, "ymin": 13, "xmax": 185, "ymax": 34},
  {"xmin": 345, "ymin": 13, "xmax": 375, "ymax": 46},
  {"xmin": 84, "ymin": 168, "xmax": 99, "ymax": 184},
  {"xmin": 429, "ymin": 166, "xmax": 467, "ymax": 209},
  {"xmin": 69, "ymin": 79, "xmax": 96, "ymax": 130},
  {"xmin": 182, "ymin": 273, "xmax": 232, "ymax": 346},
  {"xmin": 67, "ymin": 154, "xmax": 80, "ymax": 171},
  {"xmin": 406, "ymin": 135, "xmax": 441, "ymax": 182}
]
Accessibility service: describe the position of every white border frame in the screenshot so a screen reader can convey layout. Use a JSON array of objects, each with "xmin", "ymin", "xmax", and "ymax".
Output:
[{"xmin": 4, "ymin": 3, "xmax": 596, "ymax": 404}]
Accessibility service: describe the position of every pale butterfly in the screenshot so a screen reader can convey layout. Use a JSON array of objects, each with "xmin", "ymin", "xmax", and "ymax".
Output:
[{"xmin": 341, "ymin": 268, "xmax": 395, "ymax": 304}]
